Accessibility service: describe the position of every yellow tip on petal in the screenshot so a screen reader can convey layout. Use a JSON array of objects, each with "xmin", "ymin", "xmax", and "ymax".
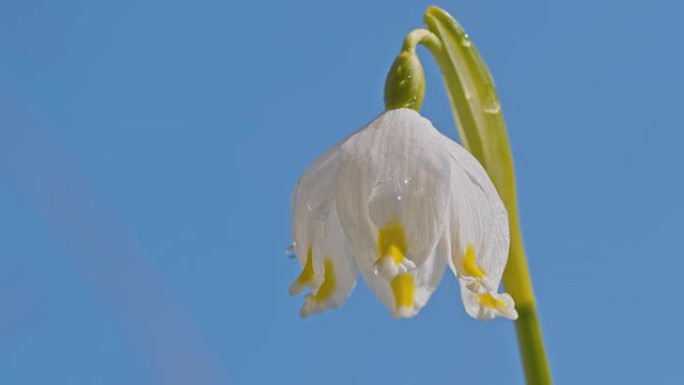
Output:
[
  {"xmin": 377, "ymin": 221, "xmax": 408, "ymax": 264},
  {"xmin": 473, "ymin": 292, "xmax": 518, "ymax": 320},
  {"xmin": 300, "ymin": 258, "xmax": 338, "ymax": 318},
  {"xmin": 311, "ymin": 258, "xmax": 336, "ymax": 303},
  {"xmin": 390, "ymin": 273, "xmax": 415, "ymax": 313},
  {"xmin": 385, "ymin": 245, "xmax": 405, "ymax": 264},
  {"xmin": 477, "ymin": 292, "xmax": 507, "ymax": 309},
  {"xmin": 289, "ymin": 247, "xmax": 316, "ymax": 295},
  {"xmin": 462, "ymin": 244, "xmax": 486, "ymax": 278}
]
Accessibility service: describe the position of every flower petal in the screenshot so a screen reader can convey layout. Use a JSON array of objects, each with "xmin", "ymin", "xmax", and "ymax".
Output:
[
  {"xmin": 359, "ymin": 234, "xmax": 449, "ymax": 318},
  {"xmin": 291, "ymin": 142, "xmax": 343, "ymax": 290},
  {"xmin": 299, "ymin": 209, "xmax": 358, "ymax": 318},
  {"xmin": 335, "ymin": 109, "xmax": 451, "ymax": 276},
  {"xmin": 290, "ymin": 143, "xmax": 358, "ymax": 317},
  {"xmin": 442, "ymin": 138, "xmax": 510, "ymax": 292},
  {"xmin": 460, "ymin": 281, "xmax": 518, "ymax": 320}
]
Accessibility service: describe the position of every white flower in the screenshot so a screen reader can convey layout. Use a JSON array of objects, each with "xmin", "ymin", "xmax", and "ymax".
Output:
[{"xmin": 289, "ymin": 108, "xmax": 517, "ymax": 320}]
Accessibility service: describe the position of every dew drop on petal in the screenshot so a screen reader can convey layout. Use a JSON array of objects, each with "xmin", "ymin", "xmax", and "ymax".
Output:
[{"xmin": 285, "ymin": 243, "xmax": 297, "ymax": 260}]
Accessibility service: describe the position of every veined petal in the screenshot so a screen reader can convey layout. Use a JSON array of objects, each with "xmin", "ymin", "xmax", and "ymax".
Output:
[
  {"xmin": 290, "ymin": 143, "xmax": 358, "ymax": 317},
  {"xmin": 291, "ymin": 142, "xmax": 343, "ymax": 291},
  {"xmin": 299, "ymin": 209, "xmax": 358, "ymax": 318},
  {"xmin": 336, "ymin": 109, "xmax": 451, "ymax": 278},
  {"xmin": 441, "ymin": 137, "xmax": 510, "ymax": 293},
  {"xmin": 359, "ymin": 234, "xmax": 449, "ymax": 318}
]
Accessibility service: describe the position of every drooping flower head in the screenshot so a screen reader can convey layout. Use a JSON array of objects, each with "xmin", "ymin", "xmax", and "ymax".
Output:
[{"xmin": 289, "ymin": 108, "xmax": 517, "ymax": 320}]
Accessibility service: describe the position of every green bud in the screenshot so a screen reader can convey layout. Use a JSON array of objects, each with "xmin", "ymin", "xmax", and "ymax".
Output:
[{"xmin": 384, "ymin": 50, "xmax": 425, "ymax": 111}]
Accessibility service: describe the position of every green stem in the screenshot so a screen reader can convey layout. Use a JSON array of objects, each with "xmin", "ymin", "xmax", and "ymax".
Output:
[
  {"xmin": 408, "ymin": 6, "xmax": 553, "ymax": 384},
  {"xmin": 506, "ymin": 184, "xmax": 551, "ymax": 385},
  {"xmin": 401, "ymin": 28, "xmax": 442, "ymax": 53},
  {"xmin": 515, "ymin": 304, "xmax": 552, "ymax": 385}
]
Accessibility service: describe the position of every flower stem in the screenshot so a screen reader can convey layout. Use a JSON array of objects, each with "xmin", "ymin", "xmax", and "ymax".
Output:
[
  {"xmin": 515, "ymin": 304, "xmax": 552, "ymax": 385},
  {"xmin": 410, "ymin": 6, "xmax": 553, "ymax": 384},
  {"xmin": 506, "ymin": 198, "xmax": 552, "ymax": 385},
  {"xmin": 401, "ymin": 28, "xmax": 442, "ymax": 53}
]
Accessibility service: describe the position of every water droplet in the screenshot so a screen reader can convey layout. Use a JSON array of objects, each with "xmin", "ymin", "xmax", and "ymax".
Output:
[
  {"xmin": 483, "ymin": 98, "xmax": 501, "ymax": 114},
  {"xmin": 462, "ymin": 34, "xmax": 472, "ymax": 47},
  {"xmin": 285, "ymin": 244, "xmax": 297, "ymax": 260},
  {"xmin": 373, "ymin": 264, "xmax": 380, "ymax": 275},
  {"xmin": 403, "ymin": 177, "xmax": 410, "ymax": 184},
  {"xmin": 397, "ymin": 195, "xmax": 402, "ymax": 201}
]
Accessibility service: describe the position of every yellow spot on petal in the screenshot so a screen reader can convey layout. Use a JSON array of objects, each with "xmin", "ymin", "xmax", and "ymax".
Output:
[
  {"xmin": 377, "ymin": 221, "xmax": 408, "ymax": 264},
  {"xmin": 390, "ymin": 273, "xmax": 414, "ymax": 309},
  {"xmin": 462, "ymin": 244, "xmax": 486, "ymax": 278},
  {"xmin": 295, "ymin": 247, "xmax": 316, "ymax": 286},
  {"xmin": 311, "ymin": 258, "xmax": 336, "ymax": 303},
  {"xmin": 385, "ymin": 245, "xmax": 405, "ymax": 264},
  {"xmin": 477, "ymin": 292, "xmax": 506, "ymax": 309}
]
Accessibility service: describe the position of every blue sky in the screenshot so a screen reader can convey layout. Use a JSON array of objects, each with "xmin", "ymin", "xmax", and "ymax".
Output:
[{"xmin": 1, "ymin": 0, "xmax": 682, "ymax": 384}]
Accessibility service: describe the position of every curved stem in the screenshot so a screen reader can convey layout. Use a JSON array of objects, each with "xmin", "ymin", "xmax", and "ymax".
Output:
[
  {"xmin": 402, "ymin": 28, "xmax": 442, "ymax": 53},
  {"xmin": 384, "ymin": 29, "xmax": 440, "ymax": 111},
  {"xmin": 414, "ymin": 7, "xmax": 553, "ymax": 385}
]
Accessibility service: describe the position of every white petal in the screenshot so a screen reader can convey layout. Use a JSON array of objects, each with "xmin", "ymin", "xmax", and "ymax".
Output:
[
  {"xmin": 335, "ymin": 109, "xmax": 451, "ymax": 274},
  {"xmin": 291, "ymin": 142, "xmax": 343, "ymax": 288},
  {"xmin": 460, "ymin": 280, "xmax": 518, "ymax": 320},
  {"xmin": 299, "ymin": 209, "xmax": 358, "ymax": 318},
  {"xmin": 290, "ymin": 143, "xmax": 359, "ymax": 317},
  {"xmin": 360, "ymin": 234, "xmax": 449, "ymax": 318},
  {"xmin": 441, "ymin": 138, "xmax": 510, "ymax": 292}
]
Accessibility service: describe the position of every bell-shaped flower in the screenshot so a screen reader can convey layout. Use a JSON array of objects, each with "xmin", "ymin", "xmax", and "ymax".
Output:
[{"xmin": 289, "ymin": 108, "xmax": 517, "ymax": 320}]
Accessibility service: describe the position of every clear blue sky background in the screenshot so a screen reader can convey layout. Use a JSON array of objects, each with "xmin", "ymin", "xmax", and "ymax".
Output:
[{"xmin": 1, "ymin": 0, "xmax": 682, "ymax": 384}]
